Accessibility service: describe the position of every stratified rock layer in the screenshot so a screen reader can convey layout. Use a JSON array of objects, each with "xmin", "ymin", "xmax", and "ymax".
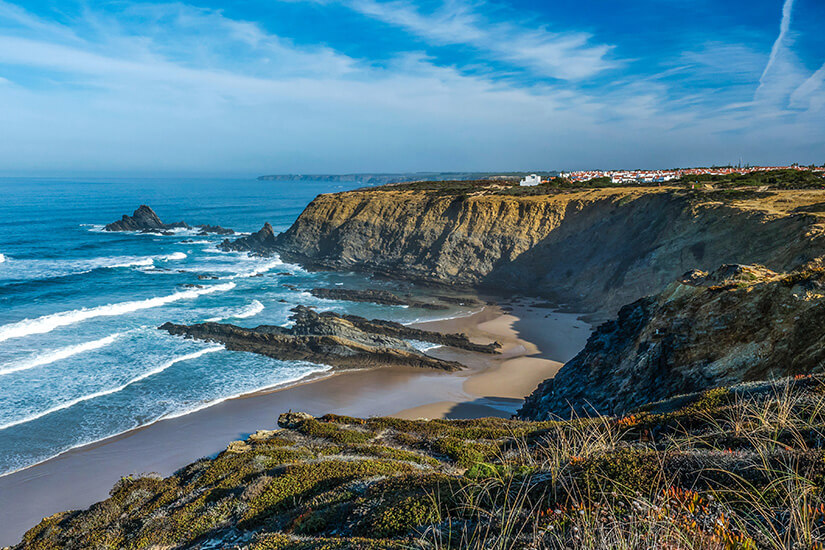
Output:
[
  {"xmin": 269, "ymin": 188, "xmax": 825, "ymax": 316},
  {"xmin": 309, "ymin": 288, "xmax": 448, "ymax": 310},
  {"xmin": 159, "ymin": 306, "xmax": 497, "ymax": 372},
  {"xmin": 518, "ymin": 263, "xmax": 825, "ymax": 419},
  {"xmin": 219, "ymin": 222, "xmax": 277, "ymax": 254}
]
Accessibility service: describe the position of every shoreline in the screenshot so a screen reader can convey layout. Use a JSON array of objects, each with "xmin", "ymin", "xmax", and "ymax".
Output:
[{"xmin": 0, "ymin": 299, "xmax": 590, "ymax": 546}]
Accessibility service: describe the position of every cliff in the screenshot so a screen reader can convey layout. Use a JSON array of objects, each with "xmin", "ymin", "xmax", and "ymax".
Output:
[
  {"xmin": 518, "ymin": 262, "xmax": 825, "ymax": 419},
  {"xmin": 271, "ymin": 186, "xmax": 825, "ymax": 316}
]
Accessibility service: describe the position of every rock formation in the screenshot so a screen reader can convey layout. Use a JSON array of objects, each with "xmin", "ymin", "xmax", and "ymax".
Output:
[
  {"xmin": 219, "ymin": 222, "xmax": 277, "ymax": 254},
  {"xmin": 104, "ymin": 205, "xmax": 234, "ymax": 235},
  {"xmin": 518, "ymin": 262, "xmax": 825, "ymax": 419},
  {"xmin": 159, "ymin": 305, "xmax": 498, "ymax": 372},
  {"xmin": 309, "ymin": 288, "xmax": 449, "ymax": 310},
  {"xmin": 270, "ymin": 187, "xmax": 825, "ymax": 317}
]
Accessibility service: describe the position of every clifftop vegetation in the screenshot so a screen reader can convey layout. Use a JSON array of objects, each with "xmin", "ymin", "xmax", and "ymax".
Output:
[
  {"xmin": 15, "ymin": 376, "xmax": 825, "ymax": 549},
  {"xmin": 369, "ymin": 169, "xmax": 825, "ymax": 198}
]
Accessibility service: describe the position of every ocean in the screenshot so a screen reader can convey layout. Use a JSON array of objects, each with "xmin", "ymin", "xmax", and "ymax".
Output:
[{"xmin": 0, "ymin": 177, "xmax": 471, "ymax": 476}]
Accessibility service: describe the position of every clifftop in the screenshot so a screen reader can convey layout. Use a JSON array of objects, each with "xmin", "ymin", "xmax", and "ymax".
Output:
[{"xmin": 270, "ymin": 186, "xmax": 825, "ymax": 317}]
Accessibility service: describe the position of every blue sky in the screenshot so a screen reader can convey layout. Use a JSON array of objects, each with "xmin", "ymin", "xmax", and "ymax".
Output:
[{"xmin": 0, "ymin": 0, "xmax": 823, "ymax": 175}]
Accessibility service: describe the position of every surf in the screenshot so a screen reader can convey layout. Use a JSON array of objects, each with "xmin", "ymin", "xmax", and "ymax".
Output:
[
  {"xmin": 0, "ymin": 332, "xmax": 126, "ymax": 377},
  {"xmin": 0, "ymin": 346, "xmax": 224, "ymax": 432},
  {"xmin": 0, "ymin": 282, "xmax": 235, "ymax": 343}
]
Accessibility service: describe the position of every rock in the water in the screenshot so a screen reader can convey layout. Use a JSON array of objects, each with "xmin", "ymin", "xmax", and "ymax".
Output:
[
  {"xmin": 219, "ymin": 222, "xmax": 277, "ymax": 255},
  {"xmin": 104, "ymin": 205, "xmax": 234, "ymax": 234},
  {"xmin": 197, "ymin": 224, "xmax": 234, "ymax": 236},
  {"xmin": 309, "ymin": 288, "xmax": 449, "ymax": 310},
  {"xmin": 104, "ymin": 205, "xmax": 188, "ymax": 232},
  {"xmin": 158, "ymin": 305, "xmax": 475, "ymax": 372}
]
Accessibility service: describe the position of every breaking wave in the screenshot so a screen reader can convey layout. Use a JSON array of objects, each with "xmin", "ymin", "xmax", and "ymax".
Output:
[
  {"xmin": 0, "ymin": 346, "xmax": 224, "ymax": 431},
  {"xmin": 0, "ymin": 283, "xmax": 236, "ymax": 343}
]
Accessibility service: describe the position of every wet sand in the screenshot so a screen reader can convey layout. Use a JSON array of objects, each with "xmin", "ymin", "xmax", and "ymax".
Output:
[{"xmin": 0, "ymin": 300, "xmax": 590, "ymax": 546}]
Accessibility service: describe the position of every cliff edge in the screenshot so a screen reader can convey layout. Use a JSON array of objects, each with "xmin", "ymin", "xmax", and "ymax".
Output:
[{"xmin": 270, "ymin": 186, "xmax": 825, "ymax": 316}]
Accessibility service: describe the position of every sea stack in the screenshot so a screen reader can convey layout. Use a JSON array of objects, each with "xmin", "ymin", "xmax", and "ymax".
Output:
[
  {"xmin": 104, "ymin": 205, "xmax": 187, "ymax": 232},
  {"xmin": 219, "ymin": 222, "xmax": 278, "ymax": 255},
  {"xmin": 104, "ymin": 205, "xmax": 234, "ymax": 234}
]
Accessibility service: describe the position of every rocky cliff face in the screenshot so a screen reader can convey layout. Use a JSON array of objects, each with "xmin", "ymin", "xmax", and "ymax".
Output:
[
  {"xmin": 518, "ymin": 263, "xmax": 825, "ymax": 419},
  {"xmin": 272, "ymin": 188, "xmax": 825, "ymax": 316}
]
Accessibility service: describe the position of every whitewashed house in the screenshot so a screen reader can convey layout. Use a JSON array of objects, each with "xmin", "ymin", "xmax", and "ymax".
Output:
[{"xmin": 519, "ymin": 174, "xmax": 541, "ymax": 186}]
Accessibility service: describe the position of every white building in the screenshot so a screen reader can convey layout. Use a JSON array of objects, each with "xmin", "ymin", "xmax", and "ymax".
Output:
[{"xmin": 520, "ymin": 174, "xmax": 542, "ymax": 186}]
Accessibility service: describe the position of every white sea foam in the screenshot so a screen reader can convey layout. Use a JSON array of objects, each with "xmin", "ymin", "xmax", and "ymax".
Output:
[
  {"xmin": 205, "ymin": 300, "xmax": 265, "ymax": 322},
  {"xmin": 159, "ymin": 252, "xmax": 187, "ymax": 261},
  {"xmin": 408, "ymin": 340, "xmax": 442, "ymax": 352},
  {"xmin": 0, "ymin": 346, "xmax": 224, "ymax": 432},
  {"xmin": 159, "ymin": 362, "xmax": 331, "ymax": 421},
  {"xmin": 0, "ymin": 253, "xmax": 5, "ymax": 264},
  {"xmin": 0, "ymin": 282, "xmax": 236, "ymax": 343},
  {"xmin": 0, "ymin": 332, "xmax": 126, "ymax": 376}
]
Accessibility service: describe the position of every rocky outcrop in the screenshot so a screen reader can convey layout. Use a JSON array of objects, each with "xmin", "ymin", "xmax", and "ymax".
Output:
[
  {"xmin": 196, "ymin": 224, "xmax": 234, "ymax": 236},
  {"xmin": 271, "ymin": 187, "xmax": 825, "ymax": 317},
  {"xmin": 219, "ymin": 222, "xmax": 277, "ymax": 254},
  {"xmin": 104, "ymin": 205, "xmax": 234, "ymax": 235},
  {"xmin": 104, "ymin": 205, "xmax": 187, "ymax": 232},
  {"xmin": 309, "ymin": 288, "xmax": 448, "ymax": 310},
  {"xmin": 518, "ymin": 263, "xmax": 825, "ymax": 419},
  {"xmin": 158, "ymin": 305, "xmax": 497, "ymax": 372}
]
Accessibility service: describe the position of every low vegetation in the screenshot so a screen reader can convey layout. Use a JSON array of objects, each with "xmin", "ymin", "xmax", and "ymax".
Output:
[{"xmin": 14, "ymin": 376, "xmax": 825, "ymax": 549}]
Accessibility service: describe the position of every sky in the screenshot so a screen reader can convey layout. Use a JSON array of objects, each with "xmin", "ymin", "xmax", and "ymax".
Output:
[{"xmin": 0, "ymin": 0, "xmax": 823, "ymax": 176}]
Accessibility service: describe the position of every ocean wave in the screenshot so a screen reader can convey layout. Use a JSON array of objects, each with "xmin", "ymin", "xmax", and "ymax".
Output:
[
  {"xmin": 0, "ymin": 282, "xmax": 236, "ymax": 343},
  {"xmin": 0, "ymin": 253, "xmax": 5, "ymax": 264},
  {"xmin": 0, "ymin": 252, "xmax": 189, "ymax": 281},
  {"xmin": 204, "ymin": 300, "xmax": 265, "ymax": 322},
  {"xmin": 158, "ymin": 252, "xmax": 187, "ymax": 261},
  {"xmin": 0, "ymin": 346, "xmax": 224, "ymax": 432},
  {"xmin": 159, "ymin": 361, "xmax": 331, "ymax": 421},
  {"xmin": 0, "ymin": 332, "xmax": 126, "ymax": 376}
]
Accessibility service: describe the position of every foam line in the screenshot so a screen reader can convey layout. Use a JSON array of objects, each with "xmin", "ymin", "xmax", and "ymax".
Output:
[
  {"xmin": 0, "ymin": 283, "xmax": 235, "ymax": 343},
  {"xmin": 0, "ymin": 346, "xmax": 224, "ymax": 431},
  {"xmin": 0, "ymin": 332, "xmax": 125, "ymax": 376}
]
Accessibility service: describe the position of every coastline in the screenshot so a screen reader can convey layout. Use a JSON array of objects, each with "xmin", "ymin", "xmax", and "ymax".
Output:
[{"xmin": 0, "ymin": 299, "xmax": 590, "ymax": 546}]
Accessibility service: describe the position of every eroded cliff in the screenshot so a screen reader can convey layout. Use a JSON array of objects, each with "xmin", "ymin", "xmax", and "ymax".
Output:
[
  {"xmin": 272, "ymin": 187, "xmax": 825, "ymax": 316},
  {"xmin": 518, "ymin": 262, "xmax": 825, "ymax": 419}
]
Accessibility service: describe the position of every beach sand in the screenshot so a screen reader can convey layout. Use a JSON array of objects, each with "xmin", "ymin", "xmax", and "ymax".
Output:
[{"xmin": 0, "ymin": 299, "xmax": 590, "ymax": 546}]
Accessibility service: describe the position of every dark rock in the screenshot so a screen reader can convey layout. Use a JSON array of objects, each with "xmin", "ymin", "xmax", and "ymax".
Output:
[
  {"xmin": 309, "ymin": 288, "xmax": 449, "ymax": 310},
  {"xmin": 158, "ymin": 306, "xmax": 475, "ymax": 372},
  {"xmin": 518, "ymin": 262, "xmax": 825, "ymax": 420},
  {"xmin": 104, "ymin": 205, "xmax": 189, "ymax": 232},
  {"xmin": 197, "ymin": 224, "xmax": 235, "ymax": 236},
  {"xmin": 219, "ymin": 222, "xmax": 278, "ymax": 255},
  {"xmin": 104, "ymin": 205, "xmax": 235, "ymax": 235},
  {"xmin": 197, "ymin": 275, "xmax": 219, "ymax": 280}
]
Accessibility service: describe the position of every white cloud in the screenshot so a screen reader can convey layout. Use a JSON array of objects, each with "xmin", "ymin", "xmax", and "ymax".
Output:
[
  {"xmin": 0, "ymin": 0, "xmax": 821, "ymax": 175},
  {"xmin": 338, "ymin": 0, "xmax": 616, "ymax": 80}
]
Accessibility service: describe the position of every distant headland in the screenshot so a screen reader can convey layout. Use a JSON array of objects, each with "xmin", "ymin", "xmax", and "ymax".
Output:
[{"xmin": 256, "ymin": 172, "xmax": 558, "ymax": 184}]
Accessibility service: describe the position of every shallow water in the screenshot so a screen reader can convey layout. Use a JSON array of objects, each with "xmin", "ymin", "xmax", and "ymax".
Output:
[{"xmin": 0, "ymin": 177, "xmax": 469, "ymax": 475}]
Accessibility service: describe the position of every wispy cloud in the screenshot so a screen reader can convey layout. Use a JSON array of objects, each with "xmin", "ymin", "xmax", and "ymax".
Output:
[
  {"xmin": 0, "ymin": 0, "xmax": 822, "ymax": 175},
  {"xmin": 324, "ymin": 0, "xmax": 616, "ymax": 80}
]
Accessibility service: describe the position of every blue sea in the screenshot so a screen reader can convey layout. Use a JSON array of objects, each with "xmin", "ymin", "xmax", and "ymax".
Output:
[{"xmin": 0, "ymin": 178, "xmax": 470, "ymax": 476}]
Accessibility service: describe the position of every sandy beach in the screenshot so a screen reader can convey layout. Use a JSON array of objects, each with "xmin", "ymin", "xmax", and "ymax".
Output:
[{"xmin": 0, "ymin": 299, "xmax": 590, "ymax": 546}]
